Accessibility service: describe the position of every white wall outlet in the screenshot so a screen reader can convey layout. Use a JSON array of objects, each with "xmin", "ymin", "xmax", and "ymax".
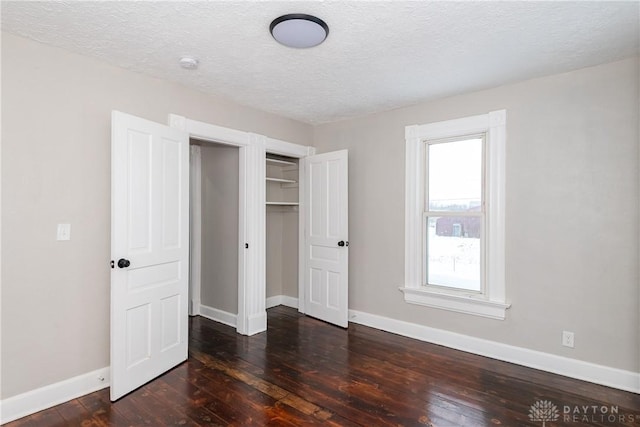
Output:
[
  {"xmin": 562, "ymin": 331, "xmax": 575, "ymax": 348},
  {"xmin": 56, "ymin": 223, "xmax": 71, "ymax": 241}
]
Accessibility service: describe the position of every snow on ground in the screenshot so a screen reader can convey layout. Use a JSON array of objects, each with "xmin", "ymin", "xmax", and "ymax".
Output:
[{"xmin": 427, "ymin": 225, "xmax": 480, "ymax": 291}]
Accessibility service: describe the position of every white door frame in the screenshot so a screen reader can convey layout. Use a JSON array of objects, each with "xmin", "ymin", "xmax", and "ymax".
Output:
[
  {"xmin": 168, "ymin": 114, "xmax": 313, "ymax": 335},
  {"xmin": 189, "ymin": 144, "xmax": 202, "ymax": 316}
]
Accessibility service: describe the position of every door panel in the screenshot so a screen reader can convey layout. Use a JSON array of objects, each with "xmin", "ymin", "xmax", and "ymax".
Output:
[
  {"xmin": 162, "ymin": 140, "xmax": 182, "ymax": 249},
  {"xmin": 160, "ymin": 294, "xmax": 181, "ymax": 350},
  {"xmin": 304, "ymin": 150, "xmax": 348, "ymax": 327},
  {"xmin": 111, "ymin": 111, "xmax": 189, "ymax": 401},
  {"xmin": 127, "ymin": 132, "xmax": 152, "ymax": 253},
  {"xmin": 125, "ymin": 304, "xmax": 151, "ymax": 368}
]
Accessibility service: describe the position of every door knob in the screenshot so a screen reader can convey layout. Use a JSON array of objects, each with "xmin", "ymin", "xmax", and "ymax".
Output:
[
  {"xmin": 117, "ymin": 258, "xmax": 131, "ymax": 268},
  {"xmin": 338, "ymin": 241, "xmax": 345, "ymax": 247}
]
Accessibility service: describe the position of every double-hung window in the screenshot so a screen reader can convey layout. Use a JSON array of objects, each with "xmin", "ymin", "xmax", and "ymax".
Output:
[{"xmin": 401, "ymin": 110, "xmax": 509, "ymax": 319}]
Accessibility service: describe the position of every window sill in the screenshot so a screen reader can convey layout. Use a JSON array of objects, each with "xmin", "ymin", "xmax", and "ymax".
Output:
[{"xmin": 399, "ymin": 287, "xmax": 510, "ymax": 320}]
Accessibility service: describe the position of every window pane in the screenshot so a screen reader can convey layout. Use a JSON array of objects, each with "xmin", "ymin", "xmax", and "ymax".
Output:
[
  {"xmin": 428, "ymin": 138, "xmax": 482, "ymax": 212},
  {"xmin": 426, "ymin": 216, "xmax": 481, "ymax": 291}
]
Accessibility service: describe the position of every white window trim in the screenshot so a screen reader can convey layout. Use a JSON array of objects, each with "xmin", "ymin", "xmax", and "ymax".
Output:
[{"xmin": 400, "ymin": 110, "xmax": 510, "ymax": 320}]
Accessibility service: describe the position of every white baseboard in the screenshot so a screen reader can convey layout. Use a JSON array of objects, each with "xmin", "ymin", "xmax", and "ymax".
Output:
[
  {"xmin": 199, "ymin": 297, "xmax": 298, "ymax": 335},
  {"xmin": 0, "ymin": 366, "xmax": 110, "ymax": 425},
  {"xmin": 199, "ymin": 296, "xmax": 299, "ymax": 334},
  {"xmin": 199, "ymin": 304, "xmax": 237, "ymax": 328},
  {"xmin": 348, "ymin": 309, "xmax": 640, "ymax": 394},
  {"xmin": 247, "ymin": 312, "xmax": 267, "ymax": 336},
  {"xmin": 189, "ymin": 299, "xmax": 201, "ymax": 316},
  {"xmin": 266, "ymin": 295, "xmax": 299, "ymax": 309}
]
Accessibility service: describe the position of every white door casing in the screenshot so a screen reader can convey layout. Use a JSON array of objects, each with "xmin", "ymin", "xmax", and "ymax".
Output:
[
  {"xmin": 304, "ymin": 150, "xmax": 349, "ymax": 327},
  {"xmin": 111, "ymin": 111, "xmax": 189, "ymax": 401},
  {"xmin": 189, "ymin": 145, "xmax": 202, "ymax": 316},
  {"xmin": 169, "ymin": 115, "xmax": 311, "ymax": 336}
]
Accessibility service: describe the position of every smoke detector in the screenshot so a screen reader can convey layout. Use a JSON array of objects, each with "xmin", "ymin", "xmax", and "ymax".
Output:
[{"xmin": 179, "ymin": 57, "xmax": 199, "ymax": 70}]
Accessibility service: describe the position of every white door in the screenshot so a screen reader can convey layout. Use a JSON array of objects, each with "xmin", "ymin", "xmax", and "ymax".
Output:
[
  {"xmin": 110, "ymin": 111, "xmax": 189, "ymax": 401},
  {"xmin": 304, "ymin": 150, "xmax": 349, "ymax": 327}
]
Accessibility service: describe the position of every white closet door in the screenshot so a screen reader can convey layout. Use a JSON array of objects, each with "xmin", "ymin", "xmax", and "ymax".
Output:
[
  {"xmin": 110, "ymin": 111, "xmax": 189, "ymax": 400},
  {"xmin": 304, "ymin": 150, "xmax": 349, "ymax": 327}
]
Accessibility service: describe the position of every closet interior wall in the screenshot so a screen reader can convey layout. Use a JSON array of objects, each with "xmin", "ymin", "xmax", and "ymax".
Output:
[{"xmin": 198, "ymin": 141, "xmax": 239, "ymax": 315}]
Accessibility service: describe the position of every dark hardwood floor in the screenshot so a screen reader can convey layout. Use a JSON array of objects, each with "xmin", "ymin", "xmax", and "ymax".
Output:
[{"xmin": 7, "ymin": 306, "xmax": 640, "ymax": 426}]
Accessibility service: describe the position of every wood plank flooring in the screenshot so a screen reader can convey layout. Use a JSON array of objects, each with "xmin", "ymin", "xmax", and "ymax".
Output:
[{"xmin": 6, "ymin": 306, "xmax": 640, "ymax": 426}]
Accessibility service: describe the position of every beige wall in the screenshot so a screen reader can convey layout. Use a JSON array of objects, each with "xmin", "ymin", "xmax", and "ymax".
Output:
[
  {"xmin": 0, "ymin": 33, "xmax": 312, "ymax": 399},
  {"xmin": 266, "ymin": 210, "xmax": 284, "ymax": 298},
  {"xmin": 266, "ymin": 208, "xmax": 299, "ymax": 299},
  {"xmin": 281, "ymin": 210, "xmax": 298, "ymax": 298},
  {"xmin": 199, "ymin": 143, "xmax": 239, "ymax": 314},
  {"xmin": 313, "ymin": 57, "xmax": 640, "ymax": 372}
]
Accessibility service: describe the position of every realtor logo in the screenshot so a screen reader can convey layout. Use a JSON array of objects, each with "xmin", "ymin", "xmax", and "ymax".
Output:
[{"xmin": 529, "ymin": 400, "xmax": 560, "ymax": 426}]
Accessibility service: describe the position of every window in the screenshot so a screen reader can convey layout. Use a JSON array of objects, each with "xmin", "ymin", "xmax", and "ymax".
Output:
[
  {"xmin": 401, "ymin": 110, "xmax": 509, "ymax": 319},
  {"xmin": 426, "ymin": 135, "xmax": 483, "ymax": 292}
]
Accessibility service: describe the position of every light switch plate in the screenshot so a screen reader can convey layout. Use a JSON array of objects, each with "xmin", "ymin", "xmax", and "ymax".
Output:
[{"xmin": 57, "ymin": 223, "xmax": 71, "ymax": 241}]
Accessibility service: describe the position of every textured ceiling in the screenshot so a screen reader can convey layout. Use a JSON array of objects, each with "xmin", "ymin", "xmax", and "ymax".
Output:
[{"xmin": 2, "ymin": 1, "xmax": 639, "ymax": 124}]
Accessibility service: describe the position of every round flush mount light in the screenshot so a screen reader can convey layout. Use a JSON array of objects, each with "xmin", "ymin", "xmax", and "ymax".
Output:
[
  {"xmin": 270, "ymin": 14, "xmax": 329, "ymax": 48},
  {"xmin": 179, "ymin": 56, "xmax": 199, "ymax": 70}
]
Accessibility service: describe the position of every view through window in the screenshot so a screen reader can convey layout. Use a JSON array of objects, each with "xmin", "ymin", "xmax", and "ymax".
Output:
[{"xmin": 425, "ymin": 136, "xmax": 484, "ymax": 292}]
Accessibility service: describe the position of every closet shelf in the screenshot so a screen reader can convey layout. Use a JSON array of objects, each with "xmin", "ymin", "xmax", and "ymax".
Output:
[
  {"xmin": 266, "ymin": 177, "xmax": 297, "ymax": 184},
  {"xmin": 266, "ymin": 158, "xmax": 297, "ymax": 166},
  {"xmin": 266, "ymin": 202, "xmax": 299, "ymax": 206}
]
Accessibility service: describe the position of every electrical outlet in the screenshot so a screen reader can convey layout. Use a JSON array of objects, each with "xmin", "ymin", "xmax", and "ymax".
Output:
[{"xmin": 562, "ymin": 331, "xmax": 575, "ymax": 348}]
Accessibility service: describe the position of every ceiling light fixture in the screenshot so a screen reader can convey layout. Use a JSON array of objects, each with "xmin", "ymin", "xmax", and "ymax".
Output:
[
  {"xmin": 270, "ymin": 14, "xmax": 329, "ymax": 49},
  {"xmin": 179, "ymin": 57, "xmax": 199, "ymax": 70}
]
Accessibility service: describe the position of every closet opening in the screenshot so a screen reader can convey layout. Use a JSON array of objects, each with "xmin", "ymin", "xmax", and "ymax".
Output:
[
  {"xmin": 189, "ymin": 139, "xmax": 240, "ymax": 326},
  {"xmin": 266, "ymin": 153, "xmax": 300, "ymax": 313}
]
